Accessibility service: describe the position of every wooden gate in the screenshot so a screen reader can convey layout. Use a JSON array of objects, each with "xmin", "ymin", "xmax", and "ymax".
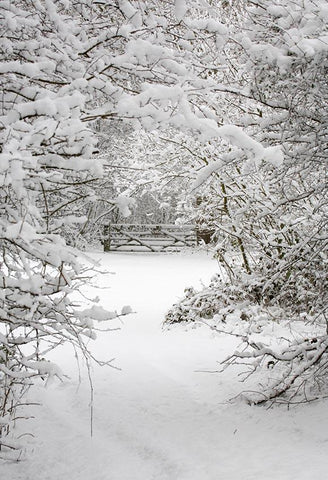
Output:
[{"xmin": 102, "ymin": 224, "xmax": 197, "ymax": 252}]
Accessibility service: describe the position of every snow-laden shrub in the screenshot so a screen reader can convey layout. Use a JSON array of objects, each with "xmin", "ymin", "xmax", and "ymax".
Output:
[
  {"xmin": 164, "ymin": 273, "xmax": 282, "ymax": 327},
  {"xmin": 165, "ymin": 0, "xmax": 327, "ymax": 404},
  {"xmin": 1, "ymin": 0, "xmax": 116, "ymax": 457},
  {"xmin": 164, "ymin": 275, "xmax": 328, "ymax": 404}
]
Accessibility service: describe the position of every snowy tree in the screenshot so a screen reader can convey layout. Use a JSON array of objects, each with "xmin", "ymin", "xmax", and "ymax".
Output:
[
  {"xmin": 0, "ymin": 0, "xmax": 113, "ymax": 455},
  {"xmin": 165, "ymin": 0, "xmax": 328, "ymax": 404},
  {"xmin": 0, "ymin": 0, "xmax": 240, "ymax": 454}
]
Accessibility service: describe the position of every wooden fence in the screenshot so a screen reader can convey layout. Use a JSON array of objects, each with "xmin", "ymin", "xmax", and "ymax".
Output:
[{"xmin": 102, "ymin": 224, "xmax": 198, "ymax": 252}]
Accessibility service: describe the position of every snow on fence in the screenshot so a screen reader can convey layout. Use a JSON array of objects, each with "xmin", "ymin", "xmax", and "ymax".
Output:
[{"xmin": 102, "ymin": 224, "xmax": 199, "ymax": 252}]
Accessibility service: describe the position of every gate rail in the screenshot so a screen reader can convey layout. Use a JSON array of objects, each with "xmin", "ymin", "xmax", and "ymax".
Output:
[{"xmin": 102, "ymin": 224, "xmax": 198, "ymax": 252}]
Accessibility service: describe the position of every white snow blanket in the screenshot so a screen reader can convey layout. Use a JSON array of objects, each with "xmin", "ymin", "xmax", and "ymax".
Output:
[{"xmin": 2, "ymin": 252, "xmax": 328, "ymax": 479}]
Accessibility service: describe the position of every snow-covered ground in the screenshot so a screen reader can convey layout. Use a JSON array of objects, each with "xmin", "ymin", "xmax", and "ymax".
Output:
[{"xmin": 3, "ymin": 251, "xmax": 328, "ymax": 479}]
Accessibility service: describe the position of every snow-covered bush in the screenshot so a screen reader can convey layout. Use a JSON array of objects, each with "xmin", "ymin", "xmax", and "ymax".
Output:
[
  {"xmin": 235, "ymin": 0, "xmax": 328, "ymax": 316},
  {"xmin": 165, "ymin": 0, "xmax": 328, "ymax": 403},
  {"xmin": 0, "ymin": 0, "xmax": 115, "ymax": 457}
]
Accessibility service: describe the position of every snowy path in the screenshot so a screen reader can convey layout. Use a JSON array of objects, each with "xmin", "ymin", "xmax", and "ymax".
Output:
[{"xmin": 3, "ymin": 252, "xmax": 328, "ymax": 479}]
